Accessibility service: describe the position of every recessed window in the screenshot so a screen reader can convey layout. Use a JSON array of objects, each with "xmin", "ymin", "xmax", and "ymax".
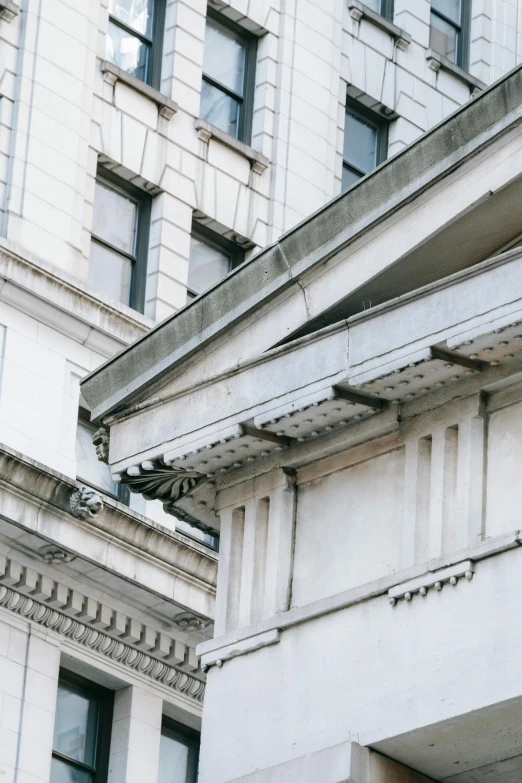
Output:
[
  {"xmin": 342, "ymin": 100, "xmax": 388, "ymax": 191},
  {"xmin": 106, "ymin": 0, "xmax": 165, "ymax": 88},
  {"xmin": 200, "ymin": 12, "xmax": 256, "ymax": 142},
  {"xmin": 158, "ymin": 719, "xmax": 200, "ymax": 783},
  {"xmin": 76, "ymin": 408, "xmax": 130, "ymax": 504},
  {"xmin": 89, "ymin": 172, "xmax": 150, "ymax": 312},
  {"xmin": 187, "ymin": 225, "xmax": 244, "ymax": 299},
  {"xmin": 430, "ymin": 0, "xmax": 471, "ymax": 68},
  {"xmin": 51, "ymin": 672, "xmax": 113, "ymax": 783},
  {"xmin": 364, "ymin": 0, "xmax": 394, "ymax": 20}
]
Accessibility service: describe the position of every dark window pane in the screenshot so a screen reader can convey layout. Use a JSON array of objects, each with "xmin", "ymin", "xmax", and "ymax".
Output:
[
  {"xmin": 50, "ymin": 757, "xmax": 93, "ymax": 783},
  {"xmin": 432, "ymin": 0, "xmax": 461, "ymax": 24},
  {"xmin": 92, "ymin": 180, "xmax": 138, "ymax": 255},
  {"xmin": 108, "ymin": 0, "xmax": 153, "ymax": 36},
  {"xmin": 203, "ymin": 19, "xmax": 246, "ymax": 95},
  {"xmin": 200, "ymin": 80, "xmax": 241, "ymax": 138},
  {"xmin": 53, "ymin": 684, "xmax": 99, "ymax": 767},
  {"xmin": 106, "ymin": 20, "xmax": 149, "ymax": 82},
  {"xmin": 342, "ymin": 165, "xmax": 362, "ymax": 191},
  {"xmin": 188, "ymin": 234, "xmax": 231, "ymax": 295},
  {"xmin": 158, "ymin": 733, "xmax": 198, "ymax": 783},
  {"xmin": 430, "ymin": 12, "xmax": 458, "ymax": 62},
  {"xmin": 343, "ymin": 110, "xmax": 378, "ymax": 174},
  {"xmin": 76, "ymin": 419, "xmax": 118, "ymax": 496},
  {"xmin": 89, "ymin": 239, "xmax": 133, "ymax": 305}
]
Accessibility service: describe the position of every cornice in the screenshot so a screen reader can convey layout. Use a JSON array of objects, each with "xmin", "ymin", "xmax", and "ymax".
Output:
[
  {"xmin": 0, "ymin": 237, "xmax": 151, "ymax": 358},
  {"xmin": 0, "ymin": 444, "xmax": 218, "ymax": 589},
  {"xmin": 0, "ymin": 553, "xmax": 205, "ymax": 702}
]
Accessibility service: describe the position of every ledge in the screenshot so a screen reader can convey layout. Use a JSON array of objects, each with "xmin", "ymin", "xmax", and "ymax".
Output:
[
  {"xmin": 195, "ymin": 118, "xmax": 270, "ymax": 174},
  {"xmin": 348, "ymin": 1, "xmax": 411, "ymax": 49},
  {"xmin": 0, "ymin": 1, "xmax": 19, "ymax": 21},
  {"xmin": 197, "ymin": 530, "xmax": 522, "ymax": 666},
  {"xmin": 100, "ymin": 60, "xmax": 179, "ymax": 119},
  {"xmin": 426, "ymin": 50, "xmax": 486, "ymax": 93},
  {"xmin": 0, "ymin": 236, "xmax": 151, "ymax": 357}
]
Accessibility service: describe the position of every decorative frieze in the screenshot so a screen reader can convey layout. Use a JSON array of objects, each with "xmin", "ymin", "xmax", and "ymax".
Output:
[
  {"xmin": 0, "ymin": 583, "xmax": 205, "ymax": 701},
  {"xmin": 69, "ymin": 486, "xmax": 104, "ymax": 519},
  {"xmin": 0, "ymin": 554, "xmax": 206, "ymax": 701}
]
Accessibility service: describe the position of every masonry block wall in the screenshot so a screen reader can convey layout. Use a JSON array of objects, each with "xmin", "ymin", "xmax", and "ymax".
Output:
[{"xmin": 0, "ymin": 0, "xmax": 521, "ymax": 536}]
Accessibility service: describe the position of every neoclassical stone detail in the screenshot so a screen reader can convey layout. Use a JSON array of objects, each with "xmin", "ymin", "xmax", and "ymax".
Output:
[
  {"xmin": 93, "ymin": 426, "xmax": 109, "ymax": 463},
  {"xmin": 174, "ymin": 612, "xmax": 212, "ymax": 632},
  {"xmin": 117, "ymin": 460, "xmax": 205, "ymax": 511},
  {"xmin": 42, "ymin": 549, "xmax": 75, "ymax": 565},
  {"xmin": 0, "ymin": 584, "xmax": 205, "ymax": 702},
  {"xmin": 69, "ymin": 486, "xmax": 104, "ymax": 520}
]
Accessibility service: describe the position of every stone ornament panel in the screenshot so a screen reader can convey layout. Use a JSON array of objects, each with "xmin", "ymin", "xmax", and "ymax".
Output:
[{"xmin": 0, "ymin": 554, "xmax": 206, "ymax": 702}]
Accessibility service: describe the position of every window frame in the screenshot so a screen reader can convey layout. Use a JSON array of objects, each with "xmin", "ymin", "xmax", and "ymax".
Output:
[
  {"xmin": 52, "ymin": 670, "xmax": 114, "ymax": 783},
  {"xmin": 159, "ymin": 717, "xmax": 200, "ymax": 783},
  {"xmin": 430, "ymin": 0, "xmax": 471, "ymax": 70},
  {"xmin": 107, "ymin": 0, "xmax": 166, "ymax": 90},
  {"xmin": 187, "ymin": 222, "xmax": 245, "ymax": 300},
  {"xmin": 91, "ymin": 168, "xmax": 151, "ymax": 313},
  {"xmin": 77, "ymin": 407, "xmax": 131, "ymax": 505},
  {"xmin": 342, "ymin": 98, "xmax": 389, "ymax": 188},
  {"xmin": 201, "ymin": 9, "xmax": 257, "ymax": 144},
  {"xmin": 378, "ymin": 0, "xmax": 394, "ymax": 20}
]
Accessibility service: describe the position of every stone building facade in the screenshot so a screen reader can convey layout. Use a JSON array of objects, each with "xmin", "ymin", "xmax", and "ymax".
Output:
[{"xmin": 0, "ymin": 0, "xmax": 522, "ymax": 782}]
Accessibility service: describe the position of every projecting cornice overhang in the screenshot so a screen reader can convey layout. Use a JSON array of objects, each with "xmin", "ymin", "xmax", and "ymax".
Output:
[
  {"xmin": 101, "ymin": 248, "xmax": 522, "ymax": 533},
  {"xmin": 82, "ymin": 64, "xmax": 522, "ymax": 420}
]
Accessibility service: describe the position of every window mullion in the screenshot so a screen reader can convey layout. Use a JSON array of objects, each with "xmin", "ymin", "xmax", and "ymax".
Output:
[
  {"xmin": 202, "ymin": 73, "xmax": 245, "ymax": 102},
  {"xmin": 108, "ymin": 14, "xmax": 154, "ymax": 46}
]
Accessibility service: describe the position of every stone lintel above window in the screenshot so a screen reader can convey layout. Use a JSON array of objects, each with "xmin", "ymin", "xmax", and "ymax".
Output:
[
  {"xmin": 100, "ymin": 60, "xmax": 179, "ymax": 119},
  {"xmin": 347, "ymin": 1, "xmax": 412, "ymax": 50},
  {"xmin": 425, "ymin": 49, "xmax": 487, "ymax": 95},
  {"xmin": 0, "ymin": 0, "xmax": 19, "ymax": 22},
  {"xmin": 195, "ymin": 118, "xmax": 270, "ymax": 174}
]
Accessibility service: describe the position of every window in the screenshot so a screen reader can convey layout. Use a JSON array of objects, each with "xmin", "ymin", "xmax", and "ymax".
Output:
[
  {"xmin": 51, "ymin": 672, "xmax": 113, "ymax": 783},
  {"xmin": 187, "ymin": 225, "xmax": 244, "ymax": 299},
  {"xmin": 364, "ymin": 0, "xmax": 394, "ymax": 19},
  {"xmin": 106, "ymin": 0, "xmax": 166, "ymax": 88},
  {"xmin": 158, "ymin": 719, "xmax": 200, "ymax": 783},
  {"xmin": 342, "ymin": 100, "xmax": 388, "ymax": 191},
  {"xmin": 430, "ymin": 0, "xmax": 471, "ymax": 68},
  {"xmin": 89, "ymin": 172, "xmax": 150, "ymax": 312},
  {"xmin": 76, "ymin": 408, "xmax": 130, "ymax": 504},
  {"xmin": 200, "ymin": 11, "xmax": 256, "ymax": 143}
]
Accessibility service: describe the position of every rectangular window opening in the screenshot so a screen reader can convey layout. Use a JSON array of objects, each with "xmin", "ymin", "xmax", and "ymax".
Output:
[
  {"xmin": 342, "ymin": 98, "xmax": 388, "ymax": 192},
  {"xmin": 364, "ymin": 0, "xmax": 394, "ymax": 20},
  {"xmin": 187, "ymin": 223, "xmax": 245, "ymax": 301},
  {"xmin": 430, "ymin": 0, "xmax": 471, "ymax": 69},
  {"xmin": 158, "ymin": 718, "xmax": 200, "ymax": 783},
  {"xmin": 201, "ymin": 10, "xmax": 257, "ymax": 143},
  {"xmin": 51, "ymin": 671, "xmax": 113, "ymax": 783},
  {"xmin": 89, "ymin": 169, "xmax": 151, "ymax": 313},
  {"xmin": 106, "ymin": 0, "xmax": 166, "ymax": 89}
]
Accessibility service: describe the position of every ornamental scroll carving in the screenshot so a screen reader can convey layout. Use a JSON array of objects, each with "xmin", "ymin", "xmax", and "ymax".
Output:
[{"xmin": 119, "ymin": 460, "xmax": 205, "ymax": 510}]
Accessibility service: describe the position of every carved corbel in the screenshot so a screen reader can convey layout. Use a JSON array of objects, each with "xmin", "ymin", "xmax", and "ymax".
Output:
[
  {"xmin": 93, "ymin": 426, "xmax": 109, "ymax": 464},
  {"xmin": 70, "ymin": 487, "xmax": 104, "ymax": 520}
]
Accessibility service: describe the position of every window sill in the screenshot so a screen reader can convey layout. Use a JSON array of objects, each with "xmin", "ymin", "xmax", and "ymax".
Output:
[
  {"xmin": 347, "ymin": 1, "xmax": 411, "ymax": 50},
  {"xmin": 100, "ymin": 60, "xmax": 179, "ymax": 120},
  {"xmin": 195, "ymin": 118, "xmax": 270, "ymax": 174},
  {"xmin": 425, "ymin": 50, "xmax": 486, "ymax": 94},
  {"xmin": 0, "ymin": 1, "xmax": 19, "ymax": 21}
]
